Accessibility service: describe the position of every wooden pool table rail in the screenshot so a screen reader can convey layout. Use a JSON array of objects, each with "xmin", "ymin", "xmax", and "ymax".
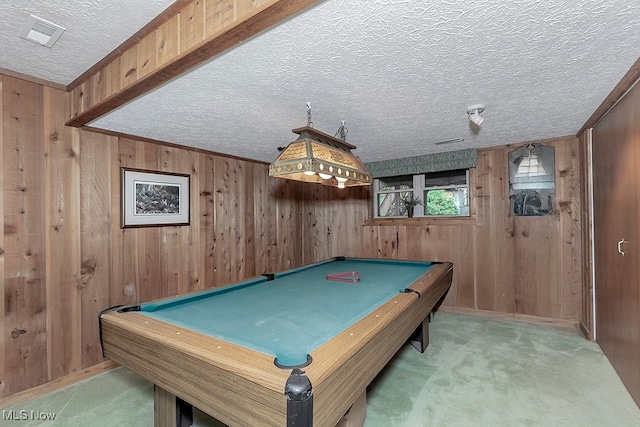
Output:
[
  {"xmin": 101, "ymin": 311, "xmax": 290, "ymax": 426},
  {"xmin": 307, "ymin": 261, "xmax": 453, "ymax": 426}
]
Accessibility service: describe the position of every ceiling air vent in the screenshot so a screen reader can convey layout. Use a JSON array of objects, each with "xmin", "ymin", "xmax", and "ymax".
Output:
[{"xmin": 19, "ymin": 15, "xmax": 65, "ymax": 48}]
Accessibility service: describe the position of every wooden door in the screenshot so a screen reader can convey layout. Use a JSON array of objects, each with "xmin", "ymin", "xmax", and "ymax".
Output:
[{"xmin": 592, "ymin": 81, "xmax": 640, "ymax": 406}]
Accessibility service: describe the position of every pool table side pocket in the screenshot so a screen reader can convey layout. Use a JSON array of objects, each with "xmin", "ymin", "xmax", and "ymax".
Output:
[{"xmin": 406, "ymin": 262, "xmax": 454, "ymax": 309}]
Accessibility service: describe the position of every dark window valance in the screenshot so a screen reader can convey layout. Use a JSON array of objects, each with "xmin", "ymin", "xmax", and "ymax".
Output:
[{"xmin": 365, "ymin": 148, "xmax": 477, "ymax": 178}]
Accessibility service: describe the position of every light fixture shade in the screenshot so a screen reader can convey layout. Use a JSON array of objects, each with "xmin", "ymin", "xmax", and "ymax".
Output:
[{"xmin": 269, "ymin": 126, "xmax": 372, "ymax": 187}]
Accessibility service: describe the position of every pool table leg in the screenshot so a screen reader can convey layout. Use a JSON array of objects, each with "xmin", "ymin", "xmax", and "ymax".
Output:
[
  {"xmin": 409, "ymin": 314, "xmax": 430, "ymax": 353},
  {"xmin": 285, "ymin": 368, "xmax": 313, "ymax": 427},
  {"xmin": 154, "ymin": 385, "xmax": 193, "ymax": 427}
]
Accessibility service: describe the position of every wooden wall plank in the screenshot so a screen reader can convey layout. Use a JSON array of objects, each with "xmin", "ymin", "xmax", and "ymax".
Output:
[
  {"xmin": 204, "ymin": 0, "xmax": 235, "ymax": 37},
  {"xmin": 161, "ymin": 224, "xmax": 180, "ymax": 296},
  {"xmin": 300, "ymin": 183, "xmax": 321, "ymax": 263},
  {"xmin": 199, "ymin": 153, "xmax": 215, "ymax": 287},
  {"xmin": 120, "ymin": 45, "xmax": 139, "ymax": 90},
  {"xmin": 213, "ymin": 156, "xmax": 232, "ymax": 285},
  {"xmin": 136, "ymin": 143, "xmax": 163, "ymax": 302},
  {"xmin": 136, "ymin": 227, "xmax": 159, "ymax": 302},
  {"xmin": 556, "ymin": 137, "xmax": 583, "ymax": 320},
  {"xmin": 488, "ymin": 148, "xmax": 515, "ymax": 314},
  {"xmin": 298, "ymin": 185, "xmax": 370, "ymax": 263},
  {"xmin": 473, "ymin": 150, "xmax": 499, "ymax": 311},
  {"xmin": 436, "ymin": 226, "xmax": 474, "ymax": 308},
  {"xmin": 180, "ymin": 149, "xmax": 202, "ymax": 293},
  {"xmin": 137, "ymin": 30, "xmax": 157, "ymax": 79},
  {"xmin": 78, "ymin": 130, "xmax": 113, "ymax": 368},
  {"xmin": 256, "ymin": 165, "xmax": 277, "ymax": 273},
  {"xmin": 376, "ymin": 225, "xmax": 399, "ymax": 259},
  {"xmin": 110, "ymin": 138, "xmax": 139, "ymax": 306},
  {"xmin": 156, "ymin": 16, "xmax": 180, "ymax": 68},
  {"xmin": 44, "ymin": 87, "xmax": 82, "ymax": 379},
  {"xmin": 2, "ymin": 77, "xmax": 47, "ymax": 395},
  {"xmin": 229, "ymin": 160, "xmax": 245, "ymax": 283},
  {"xmin": 211, "ymin": 156, "xmax": 255, "ymax": 284},
  {"xmin": 342, "ymin": 188, "xmax": 370, "ymax": 259},
  {"xmin": 179, "ymin": 0, "xmax": 205, "ymax": 54},
  {"xmin": 242, "ymin": 162, "xmax": 257, "ymax": 278},
  {"xmin": 415, "ymin": 226, "xmax": 438, "ymax": 261},
  {"xmin": 513, "ymin": 216, "xmax": 558, "ymax": 317},
  {"xmin": 273, "ymin": 180, "xmax": 301, "ymax": 271},
  {"xmin": 159, "ymin": 147, "xmax": 182, "ymax": 297}
]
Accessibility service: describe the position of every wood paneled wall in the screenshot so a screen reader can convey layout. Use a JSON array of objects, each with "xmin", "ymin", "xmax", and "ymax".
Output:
[
  {"xmin": 299, "ymin": 138, "xmax": 583, "ymax": 321},
  {"xmin": 0, "ymin": 74, "xmax": 301, "ymax": 398},
  {"xmin": 0, "ymin": 73, "xmax": 583, "ymax": 399}
]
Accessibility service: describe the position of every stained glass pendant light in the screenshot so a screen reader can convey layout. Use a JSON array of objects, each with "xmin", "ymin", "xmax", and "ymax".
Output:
[{"xmin": 269, "ymin": 104, "xmax": 372, "ymax": 188}]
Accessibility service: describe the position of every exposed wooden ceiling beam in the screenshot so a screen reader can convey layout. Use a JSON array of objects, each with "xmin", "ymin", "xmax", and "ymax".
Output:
[{"xmin": 66, "ymin": 0, "xmax": 322, "ymax": 127}]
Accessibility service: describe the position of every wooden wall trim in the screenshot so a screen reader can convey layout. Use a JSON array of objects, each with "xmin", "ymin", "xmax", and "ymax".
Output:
[
  {"xmin": 364, "ymin": 217, "xmax": 476, "ymax": 227},
  {"xmin": 82, "ymin": 125, "xmax": 269, "ymax": 165},
  {"xmin": 578, "ymin": 130, "xmax": 594, "ymax": 340},
  {"xmin": 0, "ymin": 361, "xmax": 118, "ymax": 408},
  {"xmin": 438, "ymin": 306, "xmax": 580, "ymax": 331},
  {"xmin": 66, "ymin": 0, "xmax": 322, "ymax": 127},
  {"xmin": 66, "ymin": 0, "xmax": 195, "ymax": 91},
  {"xmin": 0, "ymin": 67, "xmax": 66, "ymax": 91},
  {"xmin": 577, "ymin": 57, "xmax": 640, "ymax": 136}
]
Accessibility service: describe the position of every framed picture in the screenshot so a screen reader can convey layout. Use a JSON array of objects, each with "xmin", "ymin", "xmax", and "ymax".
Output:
[{"xmin": 121, "ymin": 168, "xmax": 190, "ymax": 228}]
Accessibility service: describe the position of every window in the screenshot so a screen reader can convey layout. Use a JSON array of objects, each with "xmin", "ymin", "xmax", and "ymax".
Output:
[
  {"xmin": 374, "ymin": 169, "xmax": 469, "ymax": 218},
  {"xmin": 376, "ymin": 176, "xmax": 413, "ymax": 217}
]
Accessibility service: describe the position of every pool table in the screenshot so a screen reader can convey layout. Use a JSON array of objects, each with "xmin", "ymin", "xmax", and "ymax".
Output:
[{"xmin": 99, "ymin": 257, "xmax": 453, "ymax": 427}]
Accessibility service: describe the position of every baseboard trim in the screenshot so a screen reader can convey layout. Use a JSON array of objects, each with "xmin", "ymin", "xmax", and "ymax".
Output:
[
  {"xmin": 437, "ymin": 306, "xmax": 580, "ymax": 331},
  {"xmin": 0, "ymin": 360, "xmax": 118, "ymax": 408}
]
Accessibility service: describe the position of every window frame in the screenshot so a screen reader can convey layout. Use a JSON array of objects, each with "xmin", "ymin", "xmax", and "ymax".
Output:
[{"xmin": 373, "ymin": 169, "xmax": 471, "ymax": 219}]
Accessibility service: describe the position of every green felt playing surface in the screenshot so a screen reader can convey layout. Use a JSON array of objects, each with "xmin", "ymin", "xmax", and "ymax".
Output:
[{"xmin": 140, "ymin": 258, "xmax": 434, "ymax": 367}]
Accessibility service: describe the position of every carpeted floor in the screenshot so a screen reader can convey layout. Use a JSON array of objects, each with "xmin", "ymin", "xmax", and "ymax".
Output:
[{"xmin": 2, "ymin": 313, "xmax": 639, "ymax": 426}]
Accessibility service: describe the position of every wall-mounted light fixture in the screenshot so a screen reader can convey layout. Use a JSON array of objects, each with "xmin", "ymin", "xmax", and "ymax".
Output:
[
  {"xmin": 269, "ymin": 104, "xmax": 372, "ymax": 188},
  {"xmin": 467, "ymin": 104, "xmax": 485, "ymax": 126}
]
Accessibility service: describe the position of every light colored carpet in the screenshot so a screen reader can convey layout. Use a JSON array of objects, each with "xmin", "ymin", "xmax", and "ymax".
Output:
[
  {"xmin": 365, "ymin": 313, "xmax": 640, "ymax": 426},
  {"xmin": 2, "ymin": 313, "xmax": 639, "ymax": 426}
]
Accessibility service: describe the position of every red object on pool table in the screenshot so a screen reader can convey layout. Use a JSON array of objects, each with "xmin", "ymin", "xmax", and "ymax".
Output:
[{"xmin": 326, "ymin": 271, "xmax": 360, "ymax": 283}]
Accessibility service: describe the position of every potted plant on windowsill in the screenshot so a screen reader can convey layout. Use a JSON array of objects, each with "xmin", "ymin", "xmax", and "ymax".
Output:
[{"xmin": 401, "ymin": 194, "xmax": 423, "ymax": 218}]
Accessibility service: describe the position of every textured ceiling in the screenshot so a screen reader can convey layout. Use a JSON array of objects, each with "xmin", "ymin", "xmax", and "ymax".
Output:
[
  {"xmin": 0, "ymin": 0, "xmax": 174, "ymax": 85},
  {"xmin": 2, "ymin": 1, "xmax": 640, "ymax": 164}
]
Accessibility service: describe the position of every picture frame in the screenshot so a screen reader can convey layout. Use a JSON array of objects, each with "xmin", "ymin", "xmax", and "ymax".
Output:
[{"xmin": 121, "ymin": 168, "xmax": 190, "ymax": 228}]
